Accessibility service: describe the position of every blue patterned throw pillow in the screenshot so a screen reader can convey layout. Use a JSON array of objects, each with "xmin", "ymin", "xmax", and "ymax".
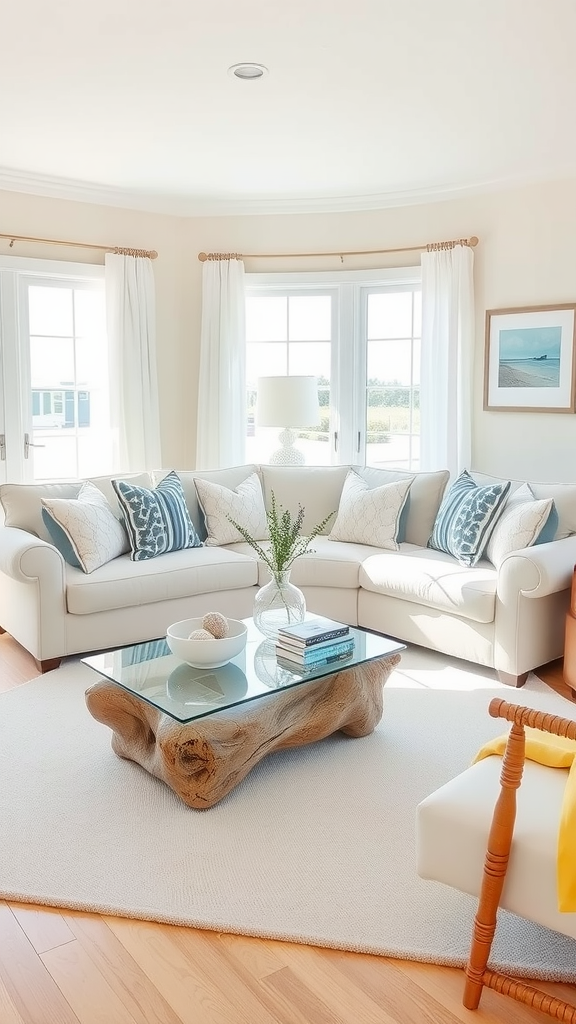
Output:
[
  {"xmin": 112, "ymin": 470, "xmax": 202, "ymax": 561},
  {"xmin": 428, "ymin": 470, "xmax": 510, "ymax": 567}
]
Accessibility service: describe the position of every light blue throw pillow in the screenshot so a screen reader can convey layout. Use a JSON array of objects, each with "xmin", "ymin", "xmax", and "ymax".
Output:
[
  {"xmin": 534, "ymin": 502, "xmax": 559, "ymax": 544},
  {"xmin": 41, "ymin": 508, "xmax": 82, "ymax": 568},
  {"xmin": 112, "ymin": 470, "xmax": 202, "ymax": 561},
  {"xmin": 428, "ymin": 469, "xmax": 511, "ymax": 567}
]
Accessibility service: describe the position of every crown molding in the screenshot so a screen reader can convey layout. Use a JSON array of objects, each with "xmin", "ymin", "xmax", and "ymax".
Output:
[
  {"xmin": 0, "ymin": 165, "xmax": 574, "ymax": 219},
  {"xmin": 0, "ymin": 167, "xmax": 186, "ymax": 216}
]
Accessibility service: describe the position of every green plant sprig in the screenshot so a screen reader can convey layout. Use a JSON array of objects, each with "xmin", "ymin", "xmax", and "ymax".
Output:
[{"xmin": 228, "ymin": 490, "xmax": 335, "ymax": 579}]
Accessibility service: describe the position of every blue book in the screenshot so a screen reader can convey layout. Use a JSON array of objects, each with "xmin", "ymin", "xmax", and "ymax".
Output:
[
  {"xmin": 276, "ymin": 637, "xmax": 355, "ymax": 665},
  {"xmin": 277, "ymin": 632, "xmax": 353, "ymax": 655}
]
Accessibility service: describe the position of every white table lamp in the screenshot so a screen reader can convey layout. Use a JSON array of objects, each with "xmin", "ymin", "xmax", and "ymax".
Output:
[{"xmin": 256, "ymin": 375, "xmax": 320, "ymax": 465}]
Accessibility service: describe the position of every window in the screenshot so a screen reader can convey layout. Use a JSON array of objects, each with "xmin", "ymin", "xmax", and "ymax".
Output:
[
  {"xmin": 365, "ymin": 288, "xmax": 421, "ymax": 469},
  {"xmin": 245, "ymin": 268, "xmax": 421, "ymax": 469},
  {"xmin": 0, "ymin": 256, "xmax": 110, "ymax": 482},
  {"xmin": 245, "ymin": 291, "xmax": 333, "ymax": 465}
]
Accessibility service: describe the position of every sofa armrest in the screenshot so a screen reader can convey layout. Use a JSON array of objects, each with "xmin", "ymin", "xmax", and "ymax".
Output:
[
  {"xmin": 0, "ymin": 527, "xmax": 65, "ymax": 588},
  {"xmin": 497, "ymin": 536, "xmax": 576, "ymax": 602}
]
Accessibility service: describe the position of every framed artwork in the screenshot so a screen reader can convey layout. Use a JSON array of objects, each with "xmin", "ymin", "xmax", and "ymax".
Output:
[{"xmin": 484, "ymin": 303, "xmax": 576, "ymax": 412}]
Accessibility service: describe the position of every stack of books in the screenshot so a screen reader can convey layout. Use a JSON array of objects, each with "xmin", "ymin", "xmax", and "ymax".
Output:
[{"xmin": 275, "ymin": 616, "xmax": 354, "ymax": 669}]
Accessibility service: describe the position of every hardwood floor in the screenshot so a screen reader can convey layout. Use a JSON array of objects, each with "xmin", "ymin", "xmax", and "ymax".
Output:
[{"xmin": 0, "ymin": 632, "xmax": 574, "ymax": 1024}]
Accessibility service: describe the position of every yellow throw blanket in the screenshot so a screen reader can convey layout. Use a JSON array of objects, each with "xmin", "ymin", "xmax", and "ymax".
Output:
[{"xmin": 474, "ymin": 728, "xmax": 576, "ymax": 912}]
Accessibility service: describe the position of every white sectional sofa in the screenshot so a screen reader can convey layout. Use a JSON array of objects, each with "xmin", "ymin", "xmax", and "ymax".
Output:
[{"xmin": 0, "ymin": 463, "xmax": 575, "ymax": 685}]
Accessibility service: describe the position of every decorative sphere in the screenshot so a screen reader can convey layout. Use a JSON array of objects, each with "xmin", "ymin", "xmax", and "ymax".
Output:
[
  {"xmin": 188, "ymin": 628, "xmax": 214, "ymax": 640},
  {"xmin": 201, "ymin": 612, "xmax": 229, "ymax": 638}
]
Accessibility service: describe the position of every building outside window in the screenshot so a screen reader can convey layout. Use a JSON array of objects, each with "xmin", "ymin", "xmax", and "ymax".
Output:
[{"xmin": 245, "ymin": 267, "xmax": 421, "ymax": 469}]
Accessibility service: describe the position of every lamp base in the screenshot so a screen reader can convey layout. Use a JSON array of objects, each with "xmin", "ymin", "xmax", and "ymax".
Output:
[{"xmin": 269, "ymin": 427, "xmax": 306, "ymax": 466}]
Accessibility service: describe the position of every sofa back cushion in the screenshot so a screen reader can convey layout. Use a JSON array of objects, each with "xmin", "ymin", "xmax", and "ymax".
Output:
[
  {"xmin": 472, "ymin": 472, "xmax": 576, "ymax": 541},
  {"xmin": 485, "ymin": 483, "xmax": 556, "ymax": 567},
  {"xmin": 0, "ymin": 472, "xmax": 153, "ymax": 543},
  {"xmin": 329, "ymin": 470, "xmax": 413, "ymax": 549},
  {"xmin": 156, "ymin": 465, "xmax": 261, "ymax": 541},
  {"xmin": 259, "ymin": 465, "xmax": 349, "ymax": 537},
  {"xmin": 88, "ymin": 472, "xmax": 154, "ymax": 519},
  {"xmin": 194, "ymin": 472, "xmax": 268, "ymax": 546},
  {"xmin": 353, "ymin": 467, "xmax": 450, "ymax": 546},
  {"xmin": 428, "ymin": 470, "xmax": 510, "ymax": 567},
  {"xmin": 41, "ymin": 481, "xmax": 130, "ymax": 572},
  {"xmin": 1, "ymin": 481, "xmax": 82, "ymax": 541},
  {"xmin": 113, "ymin": 471, "xmax": 202, "ymax": 561}
]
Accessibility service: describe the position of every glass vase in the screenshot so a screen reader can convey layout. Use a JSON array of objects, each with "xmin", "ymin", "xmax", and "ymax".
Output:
[
  {"xmin": 253, "ymin": 640, "xmax": 298, "ymax": 688},
  {"xmin": 253, "ymin": 569, "xmax": 306, "ymax": 641}
]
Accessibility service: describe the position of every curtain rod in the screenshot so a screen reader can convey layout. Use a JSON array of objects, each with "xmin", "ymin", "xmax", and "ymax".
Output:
[
  {"xmin": 198, "ymin": 235, "xmax": 478, "ymax": 262},
  {"xmin": 0, "ymin": 231, "xmax": 158, "ymax": 259}
]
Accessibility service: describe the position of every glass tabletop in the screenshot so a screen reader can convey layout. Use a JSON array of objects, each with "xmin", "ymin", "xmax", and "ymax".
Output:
[{"xmin": 82, "ymin": 618, "xmax": 405, "ymax": 724}]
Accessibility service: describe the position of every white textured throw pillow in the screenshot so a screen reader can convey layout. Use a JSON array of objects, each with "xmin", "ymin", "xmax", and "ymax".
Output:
[
  {"xmin": 194, "ymin": 472, "xmax": 268, "ymax": 546},
  {"xmin": 41, "ymin": 481, "xmax": 129, "ymax": 573},
  {"xmin": 485, "ymin": 483, "xmax": 555, "ymax": 568},
  {"xmin": 329, "ymin": 471, "xmax": 413, "ymax": 549}
]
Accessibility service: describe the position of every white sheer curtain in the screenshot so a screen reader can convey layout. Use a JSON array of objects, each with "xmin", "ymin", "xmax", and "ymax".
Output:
[
  {"xmin": 105, "ymin": 252, "xmax": 161, "ymax": 472},
  {"xmin": 196, "ymin": 256, "xmax": 246, "ymax": 469},
  {"xmin": 420, "ymin": 244, "xmax": 475, "ymax": 478}
]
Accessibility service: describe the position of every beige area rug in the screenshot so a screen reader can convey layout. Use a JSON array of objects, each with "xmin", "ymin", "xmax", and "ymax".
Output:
[{"xmin": 1, "ymin": 645, "xmax": 576, "ymax": 980}]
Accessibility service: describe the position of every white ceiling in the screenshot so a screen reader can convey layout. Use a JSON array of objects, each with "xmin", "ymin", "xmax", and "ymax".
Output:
[{"xmin": 2, "ymin": 0, "xmax": 576, "ymax": 217}]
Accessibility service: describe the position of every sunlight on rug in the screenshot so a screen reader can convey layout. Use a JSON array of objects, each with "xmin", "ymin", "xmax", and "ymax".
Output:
[{"xmin": 389, "ymin": 645, "xmax": 543, "ymax": 692}]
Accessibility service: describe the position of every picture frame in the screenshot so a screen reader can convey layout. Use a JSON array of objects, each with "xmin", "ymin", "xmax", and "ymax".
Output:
[{"xmin": 484, "ymin": 303, "xmax": 576, "ymax": 412}]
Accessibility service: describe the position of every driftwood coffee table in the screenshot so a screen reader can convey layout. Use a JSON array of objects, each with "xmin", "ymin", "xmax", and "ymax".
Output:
[{"xmin": 83, "ymin": 621, "xmax": 404, "ymax": 809}]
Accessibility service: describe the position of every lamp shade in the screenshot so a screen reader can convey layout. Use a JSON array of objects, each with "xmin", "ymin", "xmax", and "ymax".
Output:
[{"xmin": 256, "ymin": 376, "xmax": 319, "ymax": 427}]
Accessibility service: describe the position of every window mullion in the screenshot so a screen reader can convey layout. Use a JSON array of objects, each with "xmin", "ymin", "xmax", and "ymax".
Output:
[{"xmin": 334, "ymin": 283, "xmax": 357, "ymax": 465}]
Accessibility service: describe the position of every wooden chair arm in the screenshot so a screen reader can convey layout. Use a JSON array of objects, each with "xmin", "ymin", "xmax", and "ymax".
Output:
[
  {"xmin": 489, "ymin": 697, "xmax": 576, "ymax": 740},
  {"xmin": 464, "ymin": 697, "xmax": 576, "ymax": 1015}
]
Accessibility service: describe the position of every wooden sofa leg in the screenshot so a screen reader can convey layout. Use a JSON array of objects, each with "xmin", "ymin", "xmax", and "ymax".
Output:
[
  {"xmin": 497, "ymin": 671, "xmax": 528, "ymax": 688},
  {"xmin": 35, "ymin": 657, "xmax": 61, "ymax": 674}
]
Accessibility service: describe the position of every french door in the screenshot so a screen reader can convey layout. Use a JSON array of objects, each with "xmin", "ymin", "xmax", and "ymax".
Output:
[{"xmin": 0, "ymin": 256, "xmax": 110, "ymax": 483}]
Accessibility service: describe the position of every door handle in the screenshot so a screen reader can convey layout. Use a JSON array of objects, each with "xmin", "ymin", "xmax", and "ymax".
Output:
[{"xmin": 24, "ymin": 432, "xmax": 46, "ymax": 458}]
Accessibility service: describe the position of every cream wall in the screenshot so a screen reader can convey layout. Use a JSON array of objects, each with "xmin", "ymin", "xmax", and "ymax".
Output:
[{"xmin": 2, "ymin": 179, "xmax": 576, "ymax": 481}]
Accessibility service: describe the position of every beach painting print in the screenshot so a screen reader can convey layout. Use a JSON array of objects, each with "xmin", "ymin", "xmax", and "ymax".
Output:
[
  {"xmin": 498, "ymin": 326, "xmax": 560, "ymax": 388},
  {"xmin": 484, "ymin": 304, "xmax": 576, "ymax": 412}
]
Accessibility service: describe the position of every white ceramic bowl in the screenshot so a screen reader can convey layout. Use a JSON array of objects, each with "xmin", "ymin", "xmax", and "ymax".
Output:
[{"xmin": 166, "ymin": 617, "xmax": 248, "ymax": 669}]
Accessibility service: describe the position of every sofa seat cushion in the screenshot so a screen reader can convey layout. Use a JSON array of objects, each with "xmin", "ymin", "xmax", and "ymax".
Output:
[
  {"xmin": 228, "ymin": 537, "xmax": 373, "ymax": 589},
  {"xmin": 359, "ymin": 546, "xmax": 497, "ymax": 623},
  {"xmin": 416, "ymin": 756, "xmax": 576, "ymax": 941},
  {"xmin": 66, "ymin": 547, "xmax": 258, "ymax": 615}
]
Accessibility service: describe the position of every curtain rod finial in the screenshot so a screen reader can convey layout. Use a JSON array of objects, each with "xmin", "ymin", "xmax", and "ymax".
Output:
[
  {"xmin": 198, "ymin": 252, "xmax": 208, "ymax": 262},
  {"xmin": 470, "ymin": 236, "xmax": 479, "ymax": 247}
]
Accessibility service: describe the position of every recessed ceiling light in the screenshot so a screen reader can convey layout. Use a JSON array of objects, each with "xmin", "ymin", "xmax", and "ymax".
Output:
[{"xmin": 228, "ymin": 63, "xmax": 268, "ymax": 80}]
